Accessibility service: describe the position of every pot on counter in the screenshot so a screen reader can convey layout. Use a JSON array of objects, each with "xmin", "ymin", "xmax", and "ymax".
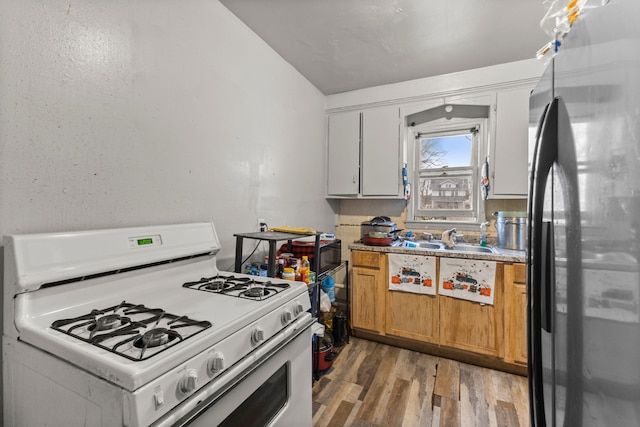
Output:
[
  {"xmin": 360, "ymin": 216, "xmax": 400, "ymax": 240},
  {"xmin": 494, "ymin": 211, "xmax": 527, "ymax": 251},
  {"xmin": 362, "ymin": 233, "xmax": 394, "ymax": 246}
]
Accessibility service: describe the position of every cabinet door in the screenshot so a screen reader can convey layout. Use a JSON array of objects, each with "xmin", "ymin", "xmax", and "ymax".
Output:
[
  {"xmin": 327, "ymin": 111, "xmax": 360, "ymax": 196},
  {"xmin": 504, "ymin": 263, "xmax": 528, "ymax": 365},
  {"xmin": 439, "ymin": 263, "xmax": 504, "ymax": 357},
  {"xmin": 491, "ymin": 87, "xmax": 531, "ymax": 197},
  {"xmin": 361, "ymin": 106, "xmax": 400, "ymax": 196},
  {"xmin": 350, "ymin": 251, "xmax": 385, "ymax": 334},
  {"xmin": 386, "ymin": 290, "xmax": 438, "ymax": 343}
]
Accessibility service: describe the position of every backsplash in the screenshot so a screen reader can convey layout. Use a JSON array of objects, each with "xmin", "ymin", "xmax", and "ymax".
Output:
[{"xmin": 335, "ymin": 198, "xmax": 527, "ymax": 257}]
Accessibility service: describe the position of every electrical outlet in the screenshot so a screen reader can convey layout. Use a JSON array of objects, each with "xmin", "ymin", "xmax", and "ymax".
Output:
[{"xmin": 258, "ymin": 218, "xmax": 267, "ymax": 232}]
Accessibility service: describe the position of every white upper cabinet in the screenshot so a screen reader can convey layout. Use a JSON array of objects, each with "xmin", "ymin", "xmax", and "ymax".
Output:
[
  {"xmin": 326, "ymin": 82, "xmax": 536, "ymax": 200},
  {"xmin": 327, "ymin": 111, "xmax": 360, "ymax": 196},
  {"xmin": 361, "ymin": 107, "xmax": 401, "ymax": 196},
  {"xmin": 490, "ymin": 86, "xmax": 533, "ymax": 197},
  {"xmin": 327, "ymin": 106, "xmax": 401, "ymax": 198}
]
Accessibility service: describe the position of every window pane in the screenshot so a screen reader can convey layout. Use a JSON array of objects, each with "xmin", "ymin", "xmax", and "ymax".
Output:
[
  {"xmin": 418, "ymin": 173, "xmax": 474, "ymax": 211},
  {"xmin": 420, "ymin": 134, "xmax": 473, "ymax": 169}
]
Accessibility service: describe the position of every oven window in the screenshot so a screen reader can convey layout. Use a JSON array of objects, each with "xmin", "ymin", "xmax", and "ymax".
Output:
[{"xmin": 218, "ymin": 363, "xmax": 289, "ymax": 427}]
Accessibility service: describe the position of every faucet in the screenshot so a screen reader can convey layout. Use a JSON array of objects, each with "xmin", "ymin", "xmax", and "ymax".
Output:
[{"xmin": 441, "ymin": 228, "xmax": 457, "ymax": 249}]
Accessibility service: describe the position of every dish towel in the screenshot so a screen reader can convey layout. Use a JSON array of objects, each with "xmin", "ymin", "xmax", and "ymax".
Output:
[
  {"xmin": 439, "ymin": 258, "xmax": 496, "ymax": 305},
  {"xmin": 388, "ymin": 253, "xmax": 436, "ymax": 295},
  {"xmin": 481, "ymin": 158, "xmax": 490, "ymax": 200}
]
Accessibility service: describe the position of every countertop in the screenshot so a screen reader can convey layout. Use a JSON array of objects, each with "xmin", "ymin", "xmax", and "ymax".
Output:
[{"xmin": 349, "ymin": 242, "xmax": 526, "ymax": 263}]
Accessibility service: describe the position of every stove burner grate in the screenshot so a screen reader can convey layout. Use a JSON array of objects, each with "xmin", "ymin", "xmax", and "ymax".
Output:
[
  {"xmin": 202, "ymin": 279, "xmax": 229, "ymax": 292},
  {"xmin": 138, "ymin": 328, "xmax": 176, "ymax": 347},
  {"xmin": 51, "ymin": 301, "xmax": 211, "ymax": 361},
  {"xmin": 88, "ymin": 313, "xmax": 131, "ymax": 338},
  {"xmin": 183, "ymin": 274, "xmax": 290, "ymax": 301},
  {"xmin": 243, "ymin": 286, "xmax": 272, "ymax": 299}
]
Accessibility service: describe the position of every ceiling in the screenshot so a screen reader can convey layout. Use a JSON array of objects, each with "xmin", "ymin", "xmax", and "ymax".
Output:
[{"xmin": 219, "ymin": 0, "xmax": 550, "ymax": 95}]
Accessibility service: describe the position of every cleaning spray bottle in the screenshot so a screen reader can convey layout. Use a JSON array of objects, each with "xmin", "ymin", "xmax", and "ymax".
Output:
[{"xmin": 479, "ymin": 222, "xmax": 489, "ymax": 247}]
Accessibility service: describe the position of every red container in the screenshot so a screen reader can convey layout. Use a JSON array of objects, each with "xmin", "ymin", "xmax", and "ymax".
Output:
[{"xmin": 313, "ymin": 335, "xmax": 334, "ymax": 371}]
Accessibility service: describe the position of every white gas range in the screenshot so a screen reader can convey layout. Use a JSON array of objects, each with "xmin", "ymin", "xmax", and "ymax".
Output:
[{"xmin": 2, "ymin": 222, "xmax": 314, "ymax": 426}]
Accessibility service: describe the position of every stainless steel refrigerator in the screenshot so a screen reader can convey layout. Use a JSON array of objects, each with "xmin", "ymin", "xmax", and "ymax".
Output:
[{"xmin": 528, "ymin": 0, "xmax": 640, "ymax": 426}]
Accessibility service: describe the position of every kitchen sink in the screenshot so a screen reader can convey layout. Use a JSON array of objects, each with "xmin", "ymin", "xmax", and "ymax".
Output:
[
  {"xmin": 445, "ymin": 244, "xmax": 497, "ymax": 254},
  {"xmin": 413, "ymin": 240, "xmax": 497, "ymax": 254},
  {"xmin": 416, "ymin": 241, "xmax": 444, "ymax": 250}
]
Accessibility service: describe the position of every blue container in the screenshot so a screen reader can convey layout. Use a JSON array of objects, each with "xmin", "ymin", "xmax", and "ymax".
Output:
[
  {"xmin": 245, "ymin": 265, "xmax": 258, "ymax": 276},
  {"xmin": 322, "ymin": 276, "xmax": 335, "ymax": 303},
  {"xmin": 259, "ymin": 264, "xmax": 268, "ymax": 277}
]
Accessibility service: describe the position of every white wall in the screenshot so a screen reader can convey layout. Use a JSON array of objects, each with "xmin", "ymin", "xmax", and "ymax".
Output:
[{"xmin": 0, "ymin": 0, "xmax": 336, "ymax": 264}]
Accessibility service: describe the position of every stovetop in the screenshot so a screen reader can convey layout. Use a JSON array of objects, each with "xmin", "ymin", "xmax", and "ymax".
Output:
[
  {"xmin": 47, "ymin": 274, "xmax": 299, "ymax": 362},
  {"xmin": 182, "ymin": 273, "xmax": 291, "ymax": 301},
  {"xmin": 51, "ymin": 301, "xmax": 212, "ymax": 361}
]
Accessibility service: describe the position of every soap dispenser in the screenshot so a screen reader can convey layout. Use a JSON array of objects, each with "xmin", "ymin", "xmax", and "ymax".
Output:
[{"xmin": 480, "ymin": 222, "xmax": 489, "ymax": 247}]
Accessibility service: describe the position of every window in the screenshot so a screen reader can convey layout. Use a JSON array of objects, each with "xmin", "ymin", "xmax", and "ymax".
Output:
[{"xmin": 410, "ymin": 117, "xmax": 487, "ymax": 225}]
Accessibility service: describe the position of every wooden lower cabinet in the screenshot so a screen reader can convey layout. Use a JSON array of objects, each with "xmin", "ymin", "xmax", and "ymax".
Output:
[
  {"xmin": 350, "ymin": 250, "xmax": 526, "ymax": 374},
  {"xmin": 439, "ymin": 263, "xmax": 504, "ymax": 358},
  {"xmin": 385, "ymin": 290, "xmax": 439, "ymax": 343},
  {"xmin": 504, "ymin": 263, "xmax": 528, "ymax": 365},
  {"xmin": 351, "ymin": 250, "xmax": 386, "ymax": 334}
]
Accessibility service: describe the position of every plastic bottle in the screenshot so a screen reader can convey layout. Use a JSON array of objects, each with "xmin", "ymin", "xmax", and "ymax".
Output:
[
  {"xmin": 300, "ymin": 256, "xmax": 310, "ymax": 284},
  {"xmin": 480, "ymin": 222, "xmax": 490, "ymax": 247},
  {"xmin": 276, "ymin": 258, "xmax": 285, "ymax": 278},
  {"xmin": 282, "ymin": 267, "xmax": 295, "ymax": 281},
  {"xmin": 290, "ymin": 258, "xmax": 300, "ymax": 281}
]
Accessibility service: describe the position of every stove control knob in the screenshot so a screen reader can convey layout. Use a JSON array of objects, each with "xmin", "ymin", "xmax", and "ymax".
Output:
[
  {"xmin": 293, "ymin": 301, "xmax": 304, "ymax": 316},
  {"xmin": 281, "ymin": 308, "xmax": 293, "ymax": 324},
  {"xmin": 179, "ymin": 369, "xmax": 198, "ymax": 394},
  {"xmin": 208, "ymin": 352, "xmax": 225, "ymax": 374},
  {"xmin": 251, "ymin": 326, "xmax": 265, "ymax": 345}
]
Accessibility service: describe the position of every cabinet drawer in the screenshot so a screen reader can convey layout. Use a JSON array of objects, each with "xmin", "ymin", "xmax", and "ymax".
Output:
[
  {"xmin": 513, "ymin": 263, "xmax": 526, "ymax": 285},
  {"xmin": 351, "ymin": 250, "xmax": 381, "ymax": 268}
]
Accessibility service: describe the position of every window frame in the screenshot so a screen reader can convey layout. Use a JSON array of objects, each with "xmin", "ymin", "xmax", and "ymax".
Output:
[{"xmin": 407, "ymin": 117, "xmax": 487, "ymax": 229}]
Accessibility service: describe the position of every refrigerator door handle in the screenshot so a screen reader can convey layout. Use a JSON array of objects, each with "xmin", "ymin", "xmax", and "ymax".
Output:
[
  {"xmin": 527, "ymin": 97, "xmax": 559, "ymax": 427},
  {"xmin": 540, "ymin": 220, "xmax": 554, "ymax": 333}
]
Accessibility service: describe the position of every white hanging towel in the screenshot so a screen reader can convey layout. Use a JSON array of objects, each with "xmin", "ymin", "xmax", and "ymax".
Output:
[
  {"xmin": 388, "ymin": 253, "xmax": 437, "ymax": 295},
  {"xmin": 439, "ymin": 258, "xmax": 497, "ymax": 305},
  {"xmin": 481, "ymin": 158, "xmax": 490, "ymax": 200}
]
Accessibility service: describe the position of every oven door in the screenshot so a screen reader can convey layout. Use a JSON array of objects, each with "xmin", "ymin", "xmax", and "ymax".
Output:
[{"xmin": 154, "ymin": 315, "xmax": 314, "ymax": 427}]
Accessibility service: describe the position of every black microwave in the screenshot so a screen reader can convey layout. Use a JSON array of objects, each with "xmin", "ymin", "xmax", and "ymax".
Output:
[
  {"xmin": 318, "ymin": 239, "xmax": 342, "ymax": 276},
  {"xmin": 277, "ymin": 239, "xmax": 342, "ymax": 277}
]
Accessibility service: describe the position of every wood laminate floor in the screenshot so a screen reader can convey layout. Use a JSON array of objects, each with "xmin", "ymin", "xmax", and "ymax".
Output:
[{"xmin": 312, "ymin": 337, "xmax": 529, "ymax": 427}]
